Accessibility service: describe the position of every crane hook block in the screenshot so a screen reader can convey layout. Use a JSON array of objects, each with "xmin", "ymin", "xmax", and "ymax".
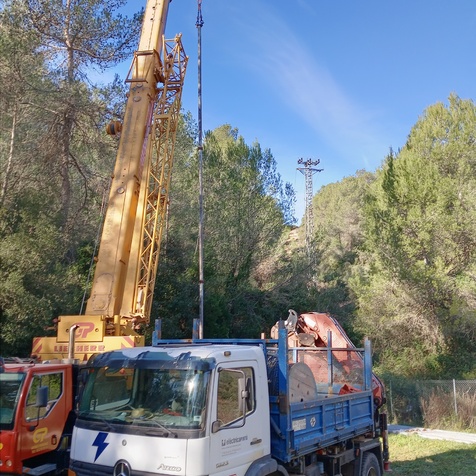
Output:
[{"xmin": 106, "ymin": 120, "xmax": 122, "ymax": 136}]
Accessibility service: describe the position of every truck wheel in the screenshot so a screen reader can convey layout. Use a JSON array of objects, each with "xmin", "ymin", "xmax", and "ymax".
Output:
[{"xmin": 361, "ymin": 452, "xmax": 381, "ymax": 476}]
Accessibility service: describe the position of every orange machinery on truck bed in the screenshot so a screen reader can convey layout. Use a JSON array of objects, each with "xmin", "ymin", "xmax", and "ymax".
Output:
[{"xmin": 0, "ymin": 1, "xmax": 187, "ymax": 474}]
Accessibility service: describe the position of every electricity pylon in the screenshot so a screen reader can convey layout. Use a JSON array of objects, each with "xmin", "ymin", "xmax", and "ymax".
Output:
[{"xmin": 297, "ymin": 158, "xmax": 323, "ymax": 257}]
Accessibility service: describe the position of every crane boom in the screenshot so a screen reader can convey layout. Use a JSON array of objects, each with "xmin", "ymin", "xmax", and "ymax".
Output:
[{"xmin": 32, "ymin": 0, "xmax": 188, "ymax": 360}]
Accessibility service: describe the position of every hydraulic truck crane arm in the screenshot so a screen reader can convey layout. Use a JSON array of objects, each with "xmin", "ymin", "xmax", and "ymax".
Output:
[
  {"xmin": 271, "ymin": 310, "xmax": 386, "ymax": 407},
  {"xmin": 31, "ymin": 0, "xmax": 188, "ymax": 361}
]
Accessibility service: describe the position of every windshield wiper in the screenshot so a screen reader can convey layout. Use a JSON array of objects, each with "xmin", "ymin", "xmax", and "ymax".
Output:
[
  {"xmin": 133, "ymin": 416, "xmax": 178, "ymax": 438},
  {"xmin": 79, "ymin": 412, "xmax": 115, "ymax": 431}
]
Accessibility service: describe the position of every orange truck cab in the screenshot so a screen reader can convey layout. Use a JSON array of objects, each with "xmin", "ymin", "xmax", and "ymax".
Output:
[{"xmin": 0, "ymin": 357, "xmax": 79, "ymax": 476}]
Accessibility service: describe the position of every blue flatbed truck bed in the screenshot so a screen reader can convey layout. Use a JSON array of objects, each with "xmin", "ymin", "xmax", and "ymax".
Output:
[{"xmin": 263, "ymin": 325, "xmax": 387, "ymax": 476}]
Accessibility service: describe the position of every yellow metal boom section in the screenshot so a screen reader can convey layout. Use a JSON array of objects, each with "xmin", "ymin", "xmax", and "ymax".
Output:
[
  {"xmin": 33, "ymin": 0, "xmax": 188, "ymax": 361},
  {"xmin": 121, "ymin": 35, "xmax": 188, "ymax": 327}
]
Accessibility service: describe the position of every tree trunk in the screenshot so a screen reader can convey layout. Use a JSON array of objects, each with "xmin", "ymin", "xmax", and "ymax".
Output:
[{"xmin": 1, "ymin": 103, "xmax": 18, "ymax": 207}]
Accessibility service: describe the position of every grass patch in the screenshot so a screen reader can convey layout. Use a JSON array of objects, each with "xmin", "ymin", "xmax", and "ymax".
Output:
[{"xmin": 388, "ymin": 434, "xmax": 476, "ymax": 475}]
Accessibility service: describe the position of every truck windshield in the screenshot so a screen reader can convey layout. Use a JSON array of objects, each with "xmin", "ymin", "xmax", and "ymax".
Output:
[
  {"xmin": 78, "ymin": 366, "xmax": 209, "ymax": 432},
  {"xmin": 0, "ymin": 372, "xmax": 24, "ymax": 429}
]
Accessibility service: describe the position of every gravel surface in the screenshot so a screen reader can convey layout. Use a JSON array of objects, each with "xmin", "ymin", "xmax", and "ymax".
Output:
[{"xmin": 388, "ymin": 424, "xmax": 476, "ymax": 445}]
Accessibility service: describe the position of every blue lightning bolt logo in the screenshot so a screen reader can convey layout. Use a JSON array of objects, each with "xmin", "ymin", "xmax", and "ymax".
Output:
[{"xmin": 92, "ymin": 432, "xmax": 109, "ymax": 461}]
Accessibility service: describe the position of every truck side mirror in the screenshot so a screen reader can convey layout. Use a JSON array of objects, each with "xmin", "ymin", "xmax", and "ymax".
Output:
[
  {"xmin": 238, "ymin": 377, "xmax": 253, "ymax": 412},
  {"xmin": 245, "ymin": 378, "xmax": 253, "ymax": 412},
  {"xmin": 35, "ymin": 386, "xmax": 48, "ymax": 408},
  {"xmin": 28, "ymin": 386, "xmax": 48, "ymax": 431}
]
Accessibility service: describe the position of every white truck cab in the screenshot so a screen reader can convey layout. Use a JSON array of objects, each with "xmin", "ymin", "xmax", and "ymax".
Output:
[{"xmin": 69, "ymin": 344, "xmax": 271, "ymax": 476}]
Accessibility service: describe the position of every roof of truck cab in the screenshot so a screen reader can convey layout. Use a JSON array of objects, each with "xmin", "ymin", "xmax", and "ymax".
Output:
[
  {"xmin": 3, "ymin": 361, "xmax": 73, "ymax": 372},
  {"xmin": 99, "ymin": 343, "xmax": 267, "ymax": 361}
]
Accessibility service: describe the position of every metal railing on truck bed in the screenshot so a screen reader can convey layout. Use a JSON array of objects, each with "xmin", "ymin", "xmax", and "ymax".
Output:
[{"xmin": 266, "ymin": 327, "xmax": 376, "ymax": 463}]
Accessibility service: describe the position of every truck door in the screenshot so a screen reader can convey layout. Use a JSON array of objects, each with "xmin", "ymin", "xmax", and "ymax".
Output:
[
  {"xmin": 209, "ymin": 361, "xmax": 268, "ymax": 476},
  {"xmin": 19, "ymin": 370, "xmax": 69, "ymax": 460}
]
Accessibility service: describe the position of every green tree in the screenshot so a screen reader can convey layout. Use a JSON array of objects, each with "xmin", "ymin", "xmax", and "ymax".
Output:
[
  {"xmin": 202, "ymin": 126, "xmax": 295, "ymax": 336},
  {"xmin": 0, "ymin": 0, "xmax": 140, "ymax": 355},
  {"xmin": 155, "ymin": 124, "xmax": 296, "ymax": 338},
  {"xmin": 13, "ymin": 0, "xmax": 142, "ymax": 233},
  {"xmin": 354, "ymin": 95, "xmax": 476, "ymax": 377},
  {"xmin": 0, "ymin": 1, "xmax": 48, "ymax": 208},
  {"xmin": 310, "ymin": 170, "xmax": 375, "ymax": 337}
]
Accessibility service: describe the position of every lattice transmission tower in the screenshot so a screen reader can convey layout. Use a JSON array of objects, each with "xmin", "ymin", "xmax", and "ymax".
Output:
[{"xmin": 297, "ymin": 158, "xmax": 323, "ymax": 255}]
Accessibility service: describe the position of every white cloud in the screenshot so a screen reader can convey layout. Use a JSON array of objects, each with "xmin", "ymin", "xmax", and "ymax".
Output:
[{"xmin": 233, "ymin": 4, "xmax": 389, "ymax": 170}]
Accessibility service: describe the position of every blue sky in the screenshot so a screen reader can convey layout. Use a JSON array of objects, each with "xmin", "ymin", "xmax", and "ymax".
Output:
[{"xmin": 117, "ymin": 0, "xmax": 476, "ymax": 222}]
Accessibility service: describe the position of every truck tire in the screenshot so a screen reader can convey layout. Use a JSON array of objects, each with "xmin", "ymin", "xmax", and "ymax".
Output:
[{"xmin": 361, "ymin": 452, "xmax": 381, "ymax": 476}]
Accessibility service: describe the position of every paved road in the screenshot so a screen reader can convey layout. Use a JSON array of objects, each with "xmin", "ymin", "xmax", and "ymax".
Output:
[{"xmin": 388, "ymin": 424, "xmax": 476, "ymax": 445}]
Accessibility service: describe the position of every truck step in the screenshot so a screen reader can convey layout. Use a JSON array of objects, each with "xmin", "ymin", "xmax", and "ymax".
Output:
[{"xmin": 23, "ymin": 463, "xmax": 57, "ymax": 475}]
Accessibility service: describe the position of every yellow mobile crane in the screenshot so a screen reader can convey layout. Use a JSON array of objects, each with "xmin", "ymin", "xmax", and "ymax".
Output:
[
  {"xmin": 0, "ymin": 2, "xmax": 186, "ymax": 474},
  {"xmin": 32, "ymin": 0, "xmax": 188, "ymax": 360}
]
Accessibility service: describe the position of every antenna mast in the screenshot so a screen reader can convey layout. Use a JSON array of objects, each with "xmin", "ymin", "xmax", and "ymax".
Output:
[{"xmin": 196, "ymin": 0, "xmax": 204, "ymax": 338}]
